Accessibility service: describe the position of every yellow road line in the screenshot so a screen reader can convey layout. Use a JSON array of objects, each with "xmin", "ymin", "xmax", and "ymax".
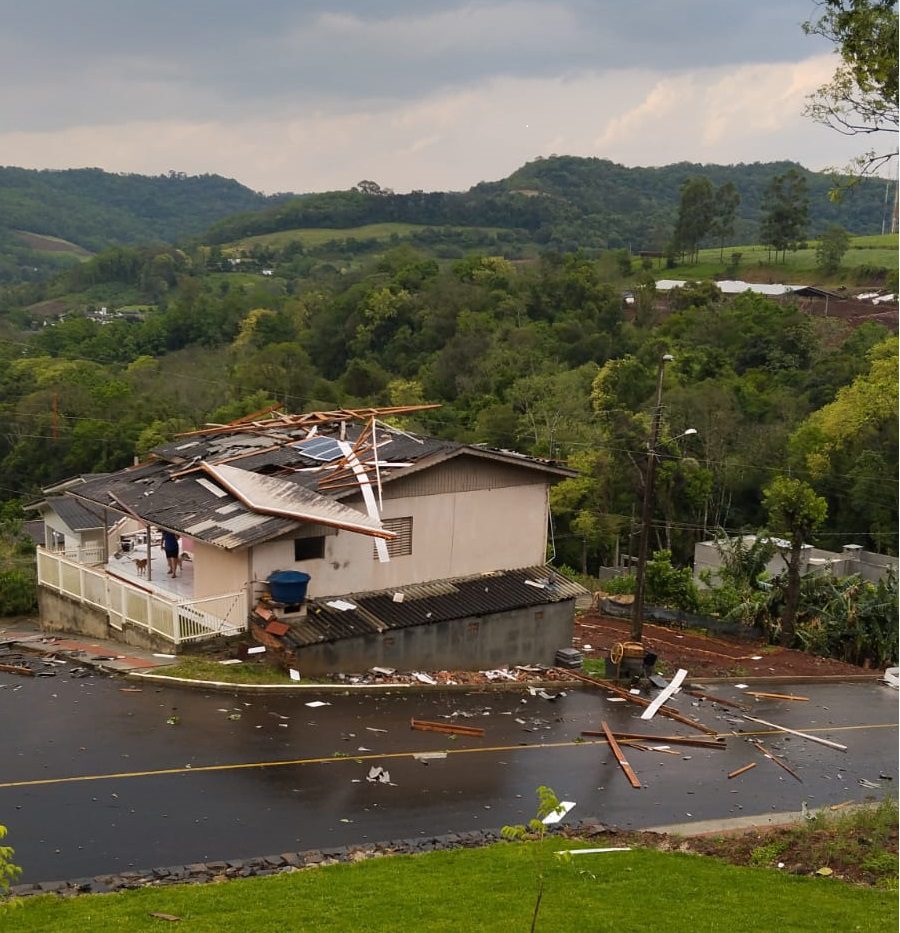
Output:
[{"xmin": 0, "ymin": 722, "xmax": 895, "ymax": 791}]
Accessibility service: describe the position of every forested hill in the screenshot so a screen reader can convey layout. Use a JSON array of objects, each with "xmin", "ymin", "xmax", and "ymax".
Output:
[
  {"xmin": 206, "ymin": 157, "xmax": 887, "ymax": 252},
  {"xmin": 0, "ymin": 167, "xmax": 281, "ymax": 281}
]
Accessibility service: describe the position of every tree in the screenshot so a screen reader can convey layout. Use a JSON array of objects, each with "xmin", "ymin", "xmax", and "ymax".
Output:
[
  {"xmin": 673, "ymin": 177, "xmax": 714, "ymax": 264},
  {"xmin": 803, "ymin": 1, "xmax": 899, "ymax": 179},
  {"xmin": 816, "ymin": 224, "xmax": 852, "ymax": 273},
  {"xmin": 710, "ymin": 182, "xmax": 741, "ymax": 262},
  {"xmin": 763, "ymin": 477, "xmax": 828, "ymax": 645},
  {"xmin": 760, "ymin": 169, "xmax": 809, "ymax": 262}
]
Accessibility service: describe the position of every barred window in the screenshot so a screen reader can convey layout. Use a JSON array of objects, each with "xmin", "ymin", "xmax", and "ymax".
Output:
[{"xmin": 375, "ymin": 517, "xmax": 413, "ymax": 559}]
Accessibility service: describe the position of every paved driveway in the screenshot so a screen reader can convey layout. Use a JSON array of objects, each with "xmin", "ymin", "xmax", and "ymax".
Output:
[{"xmin": 1, "ymin": 671, "xmax": 896, "ymax": 883}]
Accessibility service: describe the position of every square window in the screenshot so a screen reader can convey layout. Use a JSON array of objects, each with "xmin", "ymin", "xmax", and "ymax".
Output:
[{"xmin": 294, "ymin": 537, "xmax": 325, "ymax": 561}]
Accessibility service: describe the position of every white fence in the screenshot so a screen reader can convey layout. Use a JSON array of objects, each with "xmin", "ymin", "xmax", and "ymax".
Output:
[{"xmin": 37, "ymin": 548, "xmax": 247, "ymax": 646}]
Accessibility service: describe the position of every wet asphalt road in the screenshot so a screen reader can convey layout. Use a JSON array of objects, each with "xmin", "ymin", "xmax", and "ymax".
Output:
[{"xmin": 1, "ymin": 671, "xmax": 896, "ymax": 883}]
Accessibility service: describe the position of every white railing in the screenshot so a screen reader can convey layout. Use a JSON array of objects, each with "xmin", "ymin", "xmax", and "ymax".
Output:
[
  {"xmin": 37, "ymin": 547, "xmax": 247, "ymax": 646},
  {"xmin": 50, "ymin": 543, "xmax": 105, "ymax": 566}
]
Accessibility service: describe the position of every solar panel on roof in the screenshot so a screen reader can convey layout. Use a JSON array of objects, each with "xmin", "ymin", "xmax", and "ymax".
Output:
[{"xmin": 293, "ymin": 436, "xmax": 344, "ymax": 462}]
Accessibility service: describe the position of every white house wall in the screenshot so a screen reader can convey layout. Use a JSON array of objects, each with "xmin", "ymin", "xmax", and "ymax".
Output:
[{"xmin": 251, "ymin": 483, "xmax": 550, "ymax": 599}]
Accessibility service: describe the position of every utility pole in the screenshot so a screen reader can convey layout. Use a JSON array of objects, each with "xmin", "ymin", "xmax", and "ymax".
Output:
[{"xmin": 630, "ymin": 354, "xmax": 672, "ymax": 643}]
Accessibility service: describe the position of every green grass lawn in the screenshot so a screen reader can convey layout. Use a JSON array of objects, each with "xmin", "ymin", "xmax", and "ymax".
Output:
[
  {"xmin": 661, "ymin": 234, "xmax": 897, "ymax": 285},
  {"xmin": 7, "ymin": 840, "xmax": 895, "ymax": 932},
  {"xmin": 149, "ymin": 657, "xmax": 299, "ymax": 685}
]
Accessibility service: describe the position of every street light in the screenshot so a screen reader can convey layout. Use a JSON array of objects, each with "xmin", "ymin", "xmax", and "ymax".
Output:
[{"xmin": 630, "ymin": 354, "xmax": 696, "ymax": 643}]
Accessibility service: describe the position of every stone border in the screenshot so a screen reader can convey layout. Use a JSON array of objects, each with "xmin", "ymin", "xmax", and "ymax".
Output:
[{"xmin": 7, "ymin": 823, "xmax": 596, "ymax": 898}]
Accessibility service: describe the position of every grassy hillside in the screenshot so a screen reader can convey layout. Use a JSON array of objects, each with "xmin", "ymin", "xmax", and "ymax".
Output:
[{"xmin": 662, "ymin": 233, "xmax": 898, "ymax": 284}]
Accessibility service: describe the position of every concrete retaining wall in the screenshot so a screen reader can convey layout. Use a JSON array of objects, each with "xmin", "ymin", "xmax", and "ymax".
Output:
[{"xmin": 291, "ymin": 600, "xmax": 575, "ymax": 675}]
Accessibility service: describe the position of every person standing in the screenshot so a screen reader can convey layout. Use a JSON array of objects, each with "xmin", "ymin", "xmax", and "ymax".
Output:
[{"xmin": 161, "ymin": 530, "xmax": 180, "ymax": 577}]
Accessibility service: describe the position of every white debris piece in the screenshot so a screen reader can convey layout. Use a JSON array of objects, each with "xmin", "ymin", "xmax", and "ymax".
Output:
[
  {"xmin": 413, "ymin": 752, "xmax": 448, "ymax": 762},
  {"xmin": 305, "ymin": 700, "xmax": 331, "ymax": 708},
  {"xmin": 556, "ymin": 847, "xmax": 631, "ymax": 855},
  {"xmin": 542, "ymin": 801, "xmax": 576, "ymax": 825},
  {"xmin": 326, "ymin": 599, "xmax": 357, "ymax": 611},
  {"xmin": 392, "ymin": 592, "xmax": 405, "ymax": 603},
  {"xmin": 289, "ymin": 669, "xmax": 301, "ymax": 681},
  {"xmin": 412, "ymin": 672, "xmax": 437, "ymax": 685},
  {"xmin": 367, "ymin": 766, "xmax": 392, "ymax": 784},
  {"xmin": 883, "ymin": 667, "xmax": 899, "ymax": 689},
  {"xmin": 370, "ymin": 666, "xmax": 396, "ymax": 676},
  {"xmin": 641, "ymin": 668, "xmax": 687, "ymax": 721},
  {"xmin": 219, "ymin": 659, "xmax": 242, "ymax": 665},
  {"xmin": 247, "ymin": 645, "xmax": 266, "ymax": 655}
]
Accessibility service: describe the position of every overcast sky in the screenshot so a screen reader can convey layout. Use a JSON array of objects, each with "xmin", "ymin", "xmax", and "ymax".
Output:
[{"xmin": 1, "ymin": 0, "xmax": 868, "ymax": 193}]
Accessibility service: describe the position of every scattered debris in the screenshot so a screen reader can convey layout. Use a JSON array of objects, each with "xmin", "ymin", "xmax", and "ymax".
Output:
[
  {"xmin": 413, "ymin": 752, "xmax": 448, "ymax": 762},
  {"xmin": 370, "ymin": 666, "xmax": 396, "ymax": 677},
  {"xmin": 727, "ymin": 763, "xmax": 757, "ymax": 780},
  {"xmin": 640, "ymin": 668, "xmax": 687, "ymax": 721},
  {"xmin": 326, "ymin": 599, "xmax": 357, "ymax": 611},
  {"xmin": 366, "ymin": 727, "xmax": 388, "ymax": 734},
  {"xmin": 858, "ymin": 778, "xmax": 882, "ymax": 789},
  {"xmin": 815, "ymin": 867, "xmax": 834, "ymax": 877},
  {"xmin": 247, "ymin": 646, "xmax": 266, "ymax": 655},
  {"xmin": 683, "ymin": 687, "xmax": 748, "ymax": 711},
  {"xmin": 541, "ymin": 800, "xmax": 576, "ymax": 824},
  {"xmin": 600, "ymin": 721, "xmax": 642, "ymax": 789},
  {"xmin": 218, "ymin": 659, "xmax": 242, "ymax": 665},
  {"xmin": 0, "ymin": 662, "xmax": 34, "ymax": 677},
  {"xmin": 410, "ymin": 718, "xmax": 485, "ymax": 737},
  {"xmin": 556, "ymin": 847, "xmax": 631, "ymax": 855},
  {"xmin": 366, "ymin": 766, "xmax": 392, "ymax": 784},
  {"xmin": 227, "ymin": 713, "xmax": 241, "ymax": 721},
  {"xmin": 881, "ymin": 667, "xmax": 899, "ymax": 689},
  {"xmin": 746, "ymin": 691, "xmax": 809, "ymax": 702},
  {"xmin": 750, "ymin": 739, "xmax": 803, "ymax": 782},
  {"xmin": 153, "ymin": 653, "xmax": 177, "ymax": 659},
  {"xmin": 166, "ymin": 716, "xmax": 180, "ymax": 726},
  {"xmin": 305, "ymin": 700, "xmax": 331, "ymax": 708},
  {"xmin": 581, "ymin": 730, "xmax": 725, "ymax": 750},
  {"xmin": 412, "ymin": 672, "xmax": 437, "ymax": 685},
  {"xmin": 289, "ymin": 669, "xmax": 301, "ymax": 681},
  {"xmin": 149, "ymin": 912, "xmax": 182, "ymax": 922},
  {"xmin": 743, "ymin": 715, "xmax": 848, "ymax": 752}
]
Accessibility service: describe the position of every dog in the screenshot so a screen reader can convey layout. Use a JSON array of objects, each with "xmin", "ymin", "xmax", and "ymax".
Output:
[{"xmin": 133, "ymin": 557, "xmax": 148, "ymax": 576}]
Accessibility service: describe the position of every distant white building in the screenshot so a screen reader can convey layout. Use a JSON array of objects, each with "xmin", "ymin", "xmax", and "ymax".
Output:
[
  {"xmin": 694, "ymin": 535, "xmax": 898, "ymax": 588},
  {"xmin": 655, "ymin": 280, "xmax": 836, "ymax": 299}
]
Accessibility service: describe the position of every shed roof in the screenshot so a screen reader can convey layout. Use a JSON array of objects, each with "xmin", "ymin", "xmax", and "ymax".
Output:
[{"xmin": 273, "ymin": 565, "xmax": 587, "ymax": 648}]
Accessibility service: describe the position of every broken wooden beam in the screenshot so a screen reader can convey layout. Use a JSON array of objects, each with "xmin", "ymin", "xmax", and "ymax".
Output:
[
  {"xmin": 743, "ymin": 714, "xmax": 847, "ymax": 752},
  {"xmin": 580, "ymin": 730, "xmax": 725, "ymax": 749},
  {"xmin": 683, "ymin": 688, "xmax": 749, "ymax": 711},
  {"xmin": 727, "ymin": 762, "xmax": 757, "ymax": 779},
  {"xmin": 0, "ymin": 662, "xmax": 35, "ymax": 677},
  {"xmin": 746, "ymin": 691, "xmax": 809, "ymax": 702},
  {"xmin": 410, "ymin": 718, "xmax": 485, "ymax": 737},
  {"xmin": 600, "ymin": 720, "xmax": 642, "ymax": 789},
  {"xmin": 750, "ymin": 739, "xmax": 803, "ymax": 782},
  {"xmin": 561, "ymin": 669, "xmax": 719, "ymax": 736}
]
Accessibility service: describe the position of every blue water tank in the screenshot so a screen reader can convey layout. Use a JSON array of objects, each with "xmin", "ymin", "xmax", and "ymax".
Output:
[{"xmin": 267, "ymin": 570, "xmax": 311, "ymax": 604}]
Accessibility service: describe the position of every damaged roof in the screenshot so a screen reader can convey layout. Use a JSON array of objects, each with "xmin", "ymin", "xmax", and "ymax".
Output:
[
  {"xmin": 64, "ymin": 406, "xmax": 575, "ymax": 550},
  {"xmin": 270, "ymin": 566, "xmax": 587, "ymax": 648},
  {"xmin": 41, "ymin": 496, "xmax": 105, "ymax": 531}
]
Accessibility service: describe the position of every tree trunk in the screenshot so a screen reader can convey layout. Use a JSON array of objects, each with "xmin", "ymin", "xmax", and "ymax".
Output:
[{"xmin": 781, "ymin": 541, "xmax": 802, "ymax": 645}]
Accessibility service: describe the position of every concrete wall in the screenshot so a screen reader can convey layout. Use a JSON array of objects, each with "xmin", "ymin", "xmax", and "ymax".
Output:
[
  {"xmin": 251, "ymin": 482, "xmax": 549, "ymax": 599},
  {"xmin": 288, "ymin": 600, "xmax": 574, "ymax": 675},
  {"xmin": 192, "ymin": 542, "xmax": 251, "ymax": 599},
  {"xmin": 695, "ymin": 539, "xmax": 898, "ymax": 587},
  {"xmin": 37, "ymin": 586, "xmax": 188, "ymax": 654}
]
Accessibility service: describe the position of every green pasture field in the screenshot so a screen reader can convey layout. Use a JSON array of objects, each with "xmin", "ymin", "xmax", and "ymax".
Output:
[
  {"xmin": 663, "ymin": 234, "xmax": 897, "ymax": 283},
  {"xmin": 230, "ymin": 222, "xmax": 507, "ymax": 252}
]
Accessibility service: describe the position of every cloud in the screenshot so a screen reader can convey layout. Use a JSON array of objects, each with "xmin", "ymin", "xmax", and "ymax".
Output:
[{"xmin": 0, "ymin": 54, "xmax": 864, "ymax": 194}]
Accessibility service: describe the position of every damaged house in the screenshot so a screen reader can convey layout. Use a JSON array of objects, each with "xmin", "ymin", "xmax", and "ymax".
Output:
[{"xmin": 34, "ymin": 405, "xmax": 584, "ymax": 673}]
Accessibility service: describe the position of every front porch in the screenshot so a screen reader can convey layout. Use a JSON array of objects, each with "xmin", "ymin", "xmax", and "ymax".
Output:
[{"xmin": 36, "ymin": 547, "xmax": 247, "ymax": 648}]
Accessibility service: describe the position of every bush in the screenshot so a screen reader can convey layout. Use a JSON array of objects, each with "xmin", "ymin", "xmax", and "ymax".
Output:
[
  {"xmin": 0, "ymin": 569, "xmax": 37, "ymax": 615},
  {"xmin": 645, "ymin": 550, "xmax": 701, "ymax": 612}
]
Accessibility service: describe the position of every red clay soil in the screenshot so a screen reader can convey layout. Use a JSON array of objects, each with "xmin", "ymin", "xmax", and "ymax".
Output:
[{"xmin": 573, "ymin": 611, "xmax": 874, "ymax": 679}]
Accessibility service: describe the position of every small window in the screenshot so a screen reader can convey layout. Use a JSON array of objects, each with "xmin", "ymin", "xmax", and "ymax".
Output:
[
  {"xmin": 375, "ymin": 517, "xmax": 413, "ymax": 559},
  {"xmin": 294, "ymin": 536, "xmax": 325, "ymax": 561}
]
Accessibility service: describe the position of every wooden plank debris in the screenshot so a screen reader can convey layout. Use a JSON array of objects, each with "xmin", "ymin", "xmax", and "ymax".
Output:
[
  {"xmin": 410, "ymin": 718, "xmax": 485, "ymax": 737},
  {"xmin": 744, "ymin": 715, "xmax": 848, "ymax": 752},
  {"xmin": 561, "ymin": 669, "xmax": 718, "ymax": 736},
  {"xmin": 0, "ymin": 662, "xmax": 34, "ymax": 677},
  {"xmin": 727, "ymin": 762, "xmax": 757, "ymax": 779},
  {"xmin": 580, "ymin": 730, "xmax": 725, "ymax": 749},
  {"xmin": 750, "ymin": 739, "xmax": 803, "ymax": 782},
  {"xmin": 683, "ymin": 688, "xmax": 748, "ymax": 711},
  {"xmin": 600, "ymin": 720, "xmax": 642, "ymax": 789},
  {"xmin": 746, "ymin": 691, "xmax": 809, "ymax": 702}
]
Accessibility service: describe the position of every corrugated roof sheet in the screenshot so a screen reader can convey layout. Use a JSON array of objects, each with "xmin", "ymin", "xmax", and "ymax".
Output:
[
  {"xmin": 66, "ymin": 418, "xmax": 574, "ymax": 551},
  {"xmin": 45, "ymin": 496, "xmax": 105, "ymax": 531},
  {"xmin": 280, "ymin": 566, "xmax": 587, "ymax": 648}
]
